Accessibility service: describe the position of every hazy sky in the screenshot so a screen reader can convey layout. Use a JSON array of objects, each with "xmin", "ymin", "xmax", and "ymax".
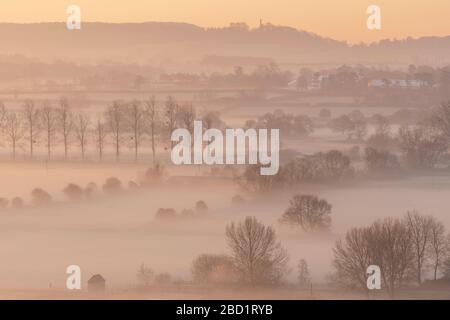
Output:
[{"xmin": 0, "ymin": 0, "xmax": 449, "ymax": 43}]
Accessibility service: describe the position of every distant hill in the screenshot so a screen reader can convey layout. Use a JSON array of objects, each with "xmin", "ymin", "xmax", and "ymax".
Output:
[{"xmin": 0, "ymin": 22, "xmax": 449, "ymax": 67}]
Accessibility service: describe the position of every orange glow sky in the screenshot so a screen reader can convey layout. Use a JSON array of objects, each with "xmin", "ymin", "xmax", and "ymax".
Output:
[{"xmin": 0, "ymin": 0, "xmax": 449, "ymax": 43}]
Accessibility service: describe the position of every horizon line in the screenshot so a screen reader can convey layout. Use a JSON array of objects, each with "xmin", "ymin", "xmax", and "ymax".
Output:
[{"xmin": 0, "ymin": 20, "xmax": 449, "ymax": 46}]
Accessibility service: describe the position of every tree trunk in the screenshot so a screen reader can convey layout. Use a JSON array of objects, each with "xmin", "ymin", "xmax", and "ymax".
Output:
[
  {"xmin": 151, "ymin": 125, "xmax": 156, "ymax": 164},
  {"xmin": 47, "ymin": 132, "xmax": 50, "ymax": 160},
  {"xmin": 116, "ymin": 133, "xmax": 119, "ymax": 161},
  {"xmin": 134, "ymin": 128, "xmax": 138, "ymax": 162},
  {"xmin": 434, "ymin": 263, "xmax": 438, "ymax": 281},
  {"xmin": 12, "ymin": 140, "xmax": 16, "ymax": 160},
  {"xmin": 64, "ymin": 136, "xmax": 68, "ymax": 160},
  {"xmin": 29, "ymin": 125, "xmax": 33, "ymax": 158}
]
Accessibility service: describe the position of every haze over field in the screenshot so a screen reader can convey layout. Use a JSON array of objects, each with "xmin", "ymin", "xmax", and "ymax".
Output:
[{"xmin": 0, "ymin": 22, "xmax": 449, "ymax": 66}]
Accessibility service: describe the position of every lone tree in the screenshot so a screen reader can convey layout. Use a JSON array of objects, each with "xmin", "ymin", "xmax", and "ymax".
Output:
[
  {"xmin": 280, "ymin": 194, "xmax": 332, "ymax": 232},
  {"xmin": 225, "ymin": 216, "xmax": 289, "ymax": 286}
]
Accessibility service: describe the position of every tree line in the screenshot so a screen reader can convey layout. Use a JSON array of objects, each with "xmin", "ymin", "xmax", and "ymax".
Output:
[
  {"xmin": 332, "ymin": 211, "xmax": 450, "ymax": 298},
  {"xmin": 0, "ymin": 97, "xmax": 223, "ymax": 162}
]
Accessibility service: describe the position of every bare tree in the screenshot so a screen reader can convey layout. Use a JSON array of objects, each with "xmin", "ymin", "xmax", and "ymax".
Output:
[
  {"xmin": 0, "ymin": 101, "xmax": 6, "ymax": 125},
  {"xmin": 369, "ymin": 218, "xmax": 413, "ymax": 298},
  {"xmin": 280, "ymin": 194, "xmax": 332, "ymax": 232},
  {"xmin": 164, "ymin": 96, "xmax": 178, "ymax": 148},
  {"xmin": 317, "ymin": 150, "xmax": 353, "ymax": 181},
  {"xmin": 105, "ymin": 101, "xmax": 125, "ymax": 161},
  {"xmin": 144, "ymin": 96, "xmax": 159, "ymax": 164},
  {"xmin": 297, "ymin": 259, "xmax": 311, "ymax": 288},
  {"xmin": 41, "ymin": 102, "xmax": 57, "ymax": 160},
  {"xmin": 333, "ymin": 217, "xmax": 414, "ymax": 298},
  {"xmin": 226, "ymin": 216, "xmax": 289, "ymax": 285},
  {"xmin": 404, "ymin": 210, "xmax": 433, "ymax": 285},
  {"xmin": 178, "ymin": 103, "xmax": 196, "ymax": 134},
  {"xmin": 136, "ymin": 263, "xmax": 154, "ymax": 288},
  {"xmin": 431, "ymin": 101, "xmax": 450, "ymax": 141},
  {"xmin": 398, "ymin": 125, "xmax": 447, "ymax": 169},
  {"xmin": 4, "ymin": 110, "xmax": 25, "ymax": 159},
  {"xmin": 57, "ymin": 98, "xmax": 73, "ymax": 160},
  {"xmin": 238, "ymin": 164, "xmax": 280, "ymax": 193},
  {"xmin": 22, "ymin": 99, "xmax": 40, "ymax": 159},
  {"xmin": 428, "ymin": 217, "xmax": 448, "ymax": 280},
  {"xmin": 332, "ymin": 227, "xmax": 372, "ymax": 290},
  {"xmin": 127, "ymin": 100, "xmax": 145, "ymax": 161},
  {"xmin": 372, "ymin": 114, "xmax": 391, "ymax": 135},
  {"xmin": 94, "ymin": 118, "xmax": 107, "ymax": 161},
  {"xmin": 74, "ymin": 112, "xmax": 90, "ymax": 160}
]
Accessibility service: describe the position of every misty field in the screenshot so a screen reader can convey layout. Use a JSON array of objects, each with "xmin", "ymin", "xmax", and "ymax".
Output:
[{"xmin": 1, "ymin": 158, "xmax": 450, "ymax": 300}]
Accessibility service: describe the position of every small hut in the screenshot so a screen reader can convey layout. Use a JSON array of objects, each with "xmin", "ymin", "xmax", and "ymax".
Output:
[{"xmin": 88, "ymin": 274, "xmax": 106, "ymax": 292}]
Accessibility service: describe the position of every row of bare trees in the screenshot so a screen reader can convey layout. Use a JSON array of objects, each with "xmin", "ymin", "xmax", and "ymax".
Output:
[
  {"xmin": 0, "ymin": 96, "xmax": 208, "ymax": 162},
  {"xmin": 332, "ymin": 211, "xmax": 450, "ymax": 298}
]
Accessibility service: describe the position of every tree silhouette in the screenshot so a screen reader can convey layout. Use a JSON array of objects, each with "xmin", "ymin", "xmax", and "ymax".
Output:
[
  {"xmin": 280, "ymin": 194, "xmax": 332, "ymax": 232},
  {"xmin": 226, "ymin": 216, "xmax": 288, "ymax": 285}
]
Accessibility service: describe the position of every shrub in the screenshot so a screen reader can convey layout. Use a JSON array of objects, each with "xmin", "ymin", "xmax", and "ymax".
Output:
[
  {"xmin": 11, "ymin": 197, "xmax": 24, "ymax": 209},
  {"xmin": 140, "ymin": 164, "xmax": 165, "ymax": 187},
  {"xmin": 31, "ymin": 188, "xmax": 52, "ymax": 206},
  {"xmin": 63, "ymin": 183, "xmax": 84, "ymax": 200},
  {"xmin": 180, "ymin": 208, "xmax": 195, "ymax": 218},
  {"xmin": 102, "ymin": 177, "xmax": 122, "ymax": 194},
  {"xmin": 154, "ymin": 208, "xmax": 177, "ymax": 222},
  {"xmin": 195, "ymin": 200, "xmax": 208, "ymax": 215},
  {"xmin": 191, "ymin": 254, "xmax": 236, "ymax": 285},
  {"xmin": 154, "ymin": 273, "xmax": 172, "ymax": 286}
]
